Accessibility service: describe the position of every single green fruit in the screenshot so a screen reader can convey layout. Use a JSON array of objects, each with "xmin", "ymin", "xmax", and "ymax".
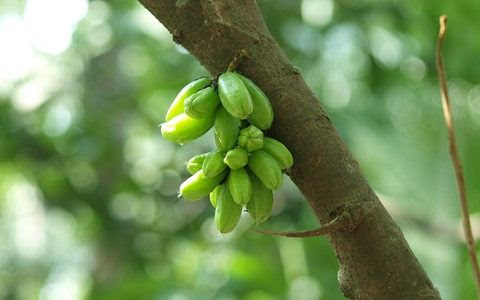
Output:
[
  {"xmin": 166, "ymin": 77, "xmax": 211, "ymax": 121},
  {"xmin": 184, "ymin": 86, "xmax": 220, "ymax": 119},
  {"xmin": 248, "ymin": 150, "xmax": 283, "ymax": 190},
  {"xmin": 214, "ymin": 107, "xmax": 241, "ymax": 150},
  {"xmin": 209, "ymin": 184, "xmax": 224, "ymax": 208},
  {"xmin": 202, "ymin": 150, "xmax": 227, "ymax": 178},
  {"xmin": 218, "ymin": 72, "xmax": 253, "ymax": 119},
  {"xmin": 262, "ymin": 137, "xmax": 293, "ymax": 169},
  {"xmin": 179, "ymin": 169, "xmax": 226, "ymax": 201},
  {"xmin": 247, "ymin": 173, "xmax": 273, "ymax": 224},
  {"xmin": 238, "ymin": 125, "xmax": 264, "ymax": 152},
  {"xmin": 186, "ymin": 153, "xmax": 208, "ymax": 175},
  {"xmin": 237, "ymin": 74, "xmax": 274, "ymax": 130},
  {"xmin": 215, "ymin": 185, "xmax": 243, "ymax": 233},
  {"xmin": 224, "ymin": 147, "xmax": 248, "ymax": 170},
  {"xmin": 228, "ymin": 168, "xmax": 252, "ymax": 205},
  {"xmin": 161, "ymin": 112, "xmax": 214, "ymax": 144}
]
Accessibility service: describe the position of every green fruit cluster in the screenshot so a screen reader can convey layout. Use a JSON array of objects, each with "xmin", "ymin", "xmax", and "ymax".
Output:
[{"xmin": 161, "ymin": 72, "xmax": 293, "ymax": 233}]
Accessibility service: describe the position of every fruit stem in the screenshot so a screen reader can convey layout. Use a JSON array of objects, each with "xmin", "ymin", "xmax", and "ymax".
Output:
[{"xmin": 227, "ymin": 49, "xmax": 249, "ymax": 72}]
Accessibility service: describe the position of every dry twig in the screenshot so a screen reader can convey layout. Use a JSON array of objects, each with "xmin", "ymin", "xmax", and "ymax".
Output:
[{"xmin": 436, "ymin": 14, "xmax": 480, "ymax": 297}]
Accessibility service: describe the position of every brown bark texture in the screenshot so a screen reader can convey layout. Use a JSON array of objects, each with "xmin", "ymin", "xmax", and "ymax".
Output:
[{"xmin": 138, "ymin": 0, "xmax": 441, "ymax": 299}]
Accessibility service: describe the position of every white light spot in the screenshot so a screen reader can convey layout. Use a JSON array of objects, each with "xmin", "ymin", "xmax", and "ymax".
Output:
[
  {"xmin": 85, "ymin": 0, "xmax": 111, "ymax": 26},
  {"xmin": 130, "ymin": 161, "xmax": 162, "ymax": 187},
  {"xmin": 6, "ymin": 181, "xmax": 38, "ymax": 215},
  {"xmin": 400, "ymin": 56, "xmax": 427, "ymax": 81},
  {"xmin": 322, "ymin": 24, "xmax": 368, "ymax": 77},
  {"xmin": 0, "ymin": 16, "xmax": 42, "ymax": 92},
  {"xmin": 24, "ymin": 0, "xmax": 88, "ymax": 55},
  {"xmin": 124, "ymin": 135, "xmax": 174, "ymax": 168},
  {"xmin": 323, "ymin": 71, "xmax": 351, "ymax": 109},
  {"xmin": 301, "ymin": 0, "xmax": 334, "ymax": 27},
  {"xmin": 289, "ymin": 276, "xmax": 322, "ymax": 300},
  {"xmin": 11, "ymin": 70, "xmax": 63, "ymax": 112},
  {"xmin": 43, "ymin": 103, "xmax": 73, "ymax": 137},
  {"xmin": 6, "ymin": 180, "xmax": 47, "ymax": 260},
  {"xmin": 40, "ymin": 266, "xmax": 89, "ymax": 300},
  {"xmin": 109, "ymin": 193, "xmax": 139, "ymax": 220},
  {"xmin": 369, "ymin": 27, "xmax": 402, "ymax": 69},
  {"xmin": 468, "ymin": 85, "xmax": 480, "ymax": 126},
  {"xmin": 11, "ymin": 79, "xmax": 48, "ymax": 112},
  {"xmin": 85, "ymin": 23, "xmax": 113, "ymax": 55},
  {"xmin": 134, "ymin": 197, "xmax": 157, "ymax": 225}
]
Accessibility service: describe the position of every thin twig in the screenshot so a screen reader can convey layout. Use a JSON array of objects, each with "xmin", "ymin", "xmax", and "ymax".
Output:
[
  {"xmin": 255, "ymin": 215, "xmax": 342, "ymax": 237},
  {"xmin": 255, "ymin": 201, "xmax": 369, "ymax": 238},
  {"xmin": 436, "ymin": 15, "xmax": 480, "ymax": 297}
]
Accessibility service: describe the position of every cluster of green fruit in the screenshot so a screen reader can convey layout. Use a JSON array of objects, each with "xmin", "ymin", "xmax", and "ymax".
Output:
[{"xmin": 161, "ymin": 72, "xmax": 293, "ymax": 233}]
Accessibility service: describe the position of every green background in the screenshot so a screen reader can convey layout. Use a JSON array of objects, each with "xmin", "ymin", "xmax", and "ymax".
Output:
[{"xmin": 1, "ymin": 0, "xmax": 479, "ymax": 299}]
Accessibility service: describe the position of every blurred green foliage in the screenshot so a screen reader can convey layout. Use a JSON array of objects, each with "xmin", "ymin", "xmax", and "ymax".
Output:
[{"xmin": 0, "ymin": 0, "xmax": 479, "ymax": 299}]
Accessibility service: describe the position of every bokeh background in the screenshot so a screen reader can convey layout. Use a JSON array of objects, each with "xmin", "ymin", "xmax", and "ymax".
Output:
[{"xmin": 1, "ymin": 0, "xmax": 479, "ymax": 299}]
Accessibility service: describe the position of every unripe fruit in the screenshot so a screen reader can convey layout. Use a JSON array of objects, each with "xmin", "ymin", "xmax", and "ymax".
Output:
[
  {"xmin": 228, "ymin": 168, "xmax": 252, "ymax": 205},
  {"xmin": 209, "ymin": 184, "xmax": 224, "ymax": 208},
  {"xmin": 237, "ymin": 74, "xmax": 274, "ymax": 130},
  {"xmin": 166, "ymin": 77, "xmax": 211, "ymax": 121},
  {"xmin": 202, "ymin": 150, "xmax": 227, "ymax": 178},
  {"xmin": 214, "ymin": 107, "xmax": 241, "ymax": 150},
  {"xmin": 247, "ymin": 173, "xmax": 273, "ymax": 224},
  {"xmin": 186, "ymin": 153, "xmax": 208, "ymax": 175},
  {"xmin": 238, "ymin": 125, "xmax": 264, "ymax": 152},
  {"xmin": 224, "ymin": 147, "xmax": 248, "ymax": 170},
  {"xmin": 184, "ymin": 86, "xmax": 220, "ymax": 119},
  {"xmin": 179, "ymin": 169, "xmax": 227, "ymax": 201},
  {"xmin": 262, "ymin": 137, "xmax": 293, "ymax": 169},
  {"xmin": 215, "ymin": 185, "xmax": 243, "ymax": 233},
  {"xmin": 165, "ymin": 73, "xmax": 296, "ymax": 233},
  {"xmin": 248, "ymin": 150, "xmax": 283, "ymax": 190},
  {"xmin": 161, "ymin": 112, "xmax": 214, "ymax": 144},
  {"xmin": 218, "ymin": 72, "xmax": 253, "ymax": 119}
]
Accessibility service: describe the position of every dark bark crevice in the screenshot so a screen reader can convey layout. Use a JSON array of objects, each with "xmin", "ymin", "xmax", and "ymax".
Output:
[{"xmin": 138, "ymin": 0, "xmax": 441, "ymax": 298}]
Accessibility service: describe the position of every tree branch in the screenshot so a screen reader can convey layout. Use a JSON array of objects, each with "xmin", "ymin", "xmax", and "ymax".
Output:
[
  {"xmin": 435, "ymin": 14, "xmax": 480, "ymax": 297},
  {"xmin": 138, "ymin": 0, "xmax": 440, "ymax": 298}
]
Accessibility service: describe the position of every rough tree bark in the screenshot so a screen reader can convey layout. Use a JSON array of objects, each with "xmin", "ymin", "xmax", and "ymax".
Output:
[{"xmin": 138, "ymin": 0, "xmax": 441, "ymax": 298}]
